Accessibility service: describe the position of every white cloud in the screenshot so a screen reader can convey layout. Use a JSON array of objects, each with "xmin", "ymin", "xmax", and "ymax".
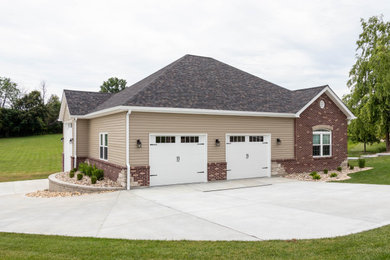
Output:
[{"xmin": 0, "ymin": 0, "xmax": 389, "ymax": 99}]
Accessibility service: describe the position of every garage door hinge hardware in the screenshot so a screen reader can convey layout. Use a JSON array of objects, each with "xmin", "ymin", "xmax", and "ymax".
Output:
[
  {"xmin": 263, "ymin": 142, "xmax": 268, "ymax": 144},
  {"xmin": 262, "ymin": 167, "xmax": 268, "ymax": 169},
  {"xmin": 150, "ymin": 174, "xmax": 158, "ymax": 176},
  {"xmin": 197, "ymin": 143, "xmax": 205, "ymax": 145},
  {"xmin": 226, "ymin": 169, "xmax": 231, "ymax": 171},
  {"xmin": 197, "ymin": 171, "xmax": 205, "ymax": 173},
  {"xmin": 150, "ymin": 144, "xmax": 157, "ymax": 146},
  {"xmin": 226, "ymin": 143, "xmax": 231, "ymax": 145}
]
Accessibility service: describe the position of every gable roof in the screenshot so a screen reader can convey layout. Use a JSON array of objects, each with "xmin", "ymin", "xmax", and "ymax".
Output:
[{"xmin": 60, "ymin": 54, "xmax": 355, "ymax": 120}]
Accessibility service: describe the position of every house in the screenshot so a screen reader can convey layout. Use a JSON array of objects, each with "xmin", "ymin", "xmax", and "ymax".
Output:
[{"xmin": 58, "ymin": 54, "xmax": 355, "ymax": 189}]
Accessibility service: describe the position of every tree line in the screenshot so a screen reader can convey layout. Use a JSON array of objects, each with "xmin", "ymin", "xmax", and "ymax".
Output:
[{"xmin": 0, "ymin": 79, "xmax": 61, "ymax": 137}]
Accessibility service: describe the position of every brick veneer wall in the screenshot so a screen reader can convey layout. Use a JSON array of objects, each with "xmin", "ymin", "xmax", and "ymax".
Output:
[
  {"xmin": 208, "ymin": 162, "xmax": 227, "ymax": 181},
  {"xmin": 276, "ymin": 93, "xmax": 348, "ymax": 173},
  {"xmin": 130, "ymin": 166, "xmax": 150, "ymax": 187}
]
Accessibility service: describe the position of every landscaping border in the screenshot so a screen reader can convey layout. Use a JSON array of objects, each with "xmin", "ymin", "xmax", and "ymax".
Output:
[{"xmin": 48, "ymin": 173, "xmax": 125, "ymax": 193}]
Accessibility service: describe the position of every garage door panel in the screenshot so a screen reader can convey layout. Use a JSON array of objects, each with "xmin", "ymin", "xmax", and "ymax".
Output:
[
  {"xmin": 226, "ymin": 134, "xmax": 270, "ymax": 180},
  {"xmin": 149, "ymin": 134, "xmax": 207, "ymax": 186}
]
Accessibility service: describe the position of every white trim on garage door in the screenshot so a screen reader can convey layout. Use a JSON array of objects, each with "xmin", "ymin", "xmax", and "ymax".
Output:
[
  {"xmin": 225, "ymin": 133, "xmax": 271, "ymax": 180},
  {"xmin": 149, "ymin": 133, "xmax": 208, "ymax": 186}
]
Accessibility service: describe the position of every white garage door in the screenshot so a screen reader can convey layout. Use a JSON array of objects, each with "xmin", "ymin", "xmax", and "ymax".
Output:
[
  {"xmin": 63, "ymin": 122, "xmax": 73, "ymax": 172},
  {"xmin": 226, "ymin": 134, "xmax": 271, "ymax": 180},
  {"xmin": 149, "ymin": 134, "xmax": 207, "ymax": 186}
]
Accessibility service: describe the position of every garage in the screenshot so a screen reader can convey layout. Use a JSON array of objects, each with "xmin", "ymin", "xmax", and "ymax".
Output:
[
  {"xmin": 63, "ymin": 122, "xmax": 73, "ymax": 172},
  {"xmin": 149, "ymin": 134, "xmax": 207, "ymax": 186},
  {"xmin": 226, "ymin": 134, "xmax": 271, "ymax": 180}
]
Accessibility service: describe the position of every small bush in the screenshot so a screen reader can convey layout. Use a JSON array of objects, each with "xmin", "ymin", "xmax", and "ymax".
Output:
[
  {"xmin": 92, "ymin": 169, "xmax": 104, "ymax": 181},
  {"xmin": 91, "ymin": 176, "xmax": 97, "ymax": 184},
  {"xmin": 330, "ymin": 173, "xmax": 338, "ymax": 178},
  {"xmin": 70, "ymin": 168, "xmax": 76, "ymax": 174},
  {"xmin": 337, "ymin": 166, "xmax": 342, "ymax": 172},
  {"xmin": 358, "ymin": 159, "xmax": 366, "ymax": 168},
  {"xmin": 312, "ymin": 174, "xmax": 321, "ymax": 180},
  {"xmin": 77, "ymin": 173, "xmax": 83, "ymax": 180},
  {"xmin": 349, "ymin": 165, "xmax": 354, "ymax": 170},
  {"xmin": 323, "ymin": 169, "xmax": 328, "ymax": 174},
  {"xmin": 69, "ymin": 172, "xmax": 75, "ymax": 178},
  {"xmin": 310, "ymin": 171, "xmax": 317, "ymax": 176},
  {"xmin": 78, "ymin": 163, "xmax": 87, "ymax": 174}
]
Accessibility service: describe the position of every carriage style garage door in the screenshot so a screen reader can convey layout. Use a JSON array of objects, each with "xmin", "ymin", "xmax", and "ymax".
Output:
[
  {"xmin": 226, "ymin": 134, "xmax": 271, "ymax": 180},
  {"xmin": 149, "ymin": 134, "xmax": 207, "ymax": 186}
]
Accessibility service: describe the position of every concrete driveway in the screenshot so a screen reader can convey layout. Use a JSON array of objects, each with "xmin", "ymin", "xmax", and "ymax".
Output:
[{"xmin": 1, "ymin": 177, "xmax": 390, "ymax": 241}]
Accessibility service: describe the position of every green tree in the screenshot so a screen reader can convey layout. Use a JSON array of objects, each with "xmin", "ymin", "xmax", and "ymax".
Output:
[
  {"xmin": 348, "ymin": 15, "xmax": 390, "ymax": 151},
  {"xmin": 0, "ymin": 77, "xmax": 20, "ymax": 108},
  {"xmin": 99, "ymin": 77, "xmax": 127, "ymax": 93},
  {"xmin": 45, "ymin": 94, "xmax": 62, "ymax": 133},
  {"xmin": 344, "ymin": 95, "xmax": 379, "ymax": 152}
]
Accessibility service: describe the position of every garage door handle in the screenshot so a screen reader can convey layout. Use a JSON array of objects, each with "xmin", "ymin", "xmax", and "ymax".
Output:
[
  {"xmin": 197, "ymin": 171, "xmax": 204, "ymax": 173},
  {"xmin": 150, "ymin": 174, "xmax": 158, "ymax": 176}
]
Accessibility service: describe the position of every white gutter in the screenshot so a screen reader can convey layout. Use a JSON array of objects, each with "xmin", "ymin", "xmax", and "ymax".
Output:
[
  {"xmin": 73, "ymin": 118, "xmax": 77, "ymax": 169},
  {"xmin": 126, "ymin": 110, "xmax": 132, "ymax": 190}
]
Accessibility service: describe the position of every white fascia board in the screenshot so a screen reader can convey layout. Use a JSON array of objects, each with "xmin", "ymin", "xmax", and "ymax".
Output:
[
  {"xmin": 76, "ymin": 106, "xmax": 297, "ymax": 119},
  {"xmin": 58, "ymin": 92, "xmax": 67, "ymax": 122},
  {"xmin": 295, "ymin": 86, "xmax": 356, "ymax": 120}
]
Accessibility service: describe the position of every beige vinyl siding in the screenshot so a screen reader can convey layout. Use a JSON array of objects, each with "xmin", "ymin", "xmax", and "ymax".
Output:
[
  {"xmin": 76, "ymin": 119, "xmax": 89, "ymax": 157},
  {"xmin": 88, "ymin": 112, "xmax": 126, "ymax": 166},
  {"xmin": 129, "ymin": 112, "xmax": 294, "ymax": 166}
]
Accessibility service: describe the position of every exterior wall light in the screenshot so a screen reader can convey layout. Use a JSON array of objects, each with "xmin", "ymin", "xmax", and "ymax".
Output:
[
  {"xmin": 215, "ymin": 139, "xmax": 220, "ymax": 147},
  {"xmin": 276, "ymin": 138, "xmax": 282, "ymax": 145},
  {"xmin": 137, "ymin": 139, "xmax": 142, "ymax": 148},
  {"xmin": 61, "ymin": 137, "xmax": 64, "ymax": 142},
  {"xmin": 69, "ymin": 138, "xmax": 73, "ymax": 144}
]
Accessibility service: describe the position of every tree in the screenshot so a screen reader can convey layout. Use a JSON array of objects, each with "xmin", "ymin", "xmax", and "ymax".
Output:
[
  {"xmin": 347, "ymin": 15, "xmax": 390, "ymax": 151},
  {"xmin": 0, "ymin": 77, "xmax": 20, "ymax": 108},
  {"xmin": 40, "ymin": 81, "xmax": 47, "ymax": 104},
  {"xmin": 343, "ymin": 95, "xmax": 379, "ymax": 152},
  {"xmin": 99, "ymin": 77, "xmax": 127, "ymax": 93},
  {"xmin": 45, "ymin": 95, "xmax": 62, "ymax": 133}
]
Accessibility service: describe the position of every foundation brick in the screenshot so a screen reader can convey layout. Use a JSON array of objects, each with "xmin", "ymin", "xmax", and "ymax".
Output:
[{"xmin": 207, "ymin": 162, "xmax": 227, "ymax": 181}]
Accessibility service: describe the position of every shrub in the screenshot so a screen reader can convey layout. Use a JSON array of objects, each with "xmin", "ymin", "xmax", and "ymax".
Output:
[
  {"xmin": 91, "ymin": 175, "xmax": 97, "ymax": 184},
  {"xmin": 330, "ymin": 173, "xmax": 338, "ymax": 178},
  {"xmin": 310, "ymin": 171, "xmax": 317, "ymax": 176},
  {"xmin": 349, "ymin": 165, "xmax": 354, "ymax": 170},
  {"xmin": 70, "ymin": 168, "xmax": 76, "ymax": 174},
  {"xmin": 323, "ymin": 169, "xmax": 328, "ymax": 174},
  {"xmin": 358, "ymin": 159, "xmax": 366, "ymax": 168},
  {"xmin": 312, "ymin": 174, "xmax": 321, "ymax": 180},
  {"xmin": 92, "ymin": 169, "xmax": 104, "ymax": 181},
  {"xmin": 78, "ymin": 163, "xmax": 87, "ymax": 174},
  {"xmin": 337, "ymin": 166, "xmax": 342, "ymax": 172},
  {"xmin": 69, "ymin": 172, "xmax": 75, "ymax": 178},
  {"xmin": 77, "ymin": 173, "xmax": 83, "ymax": 180}
]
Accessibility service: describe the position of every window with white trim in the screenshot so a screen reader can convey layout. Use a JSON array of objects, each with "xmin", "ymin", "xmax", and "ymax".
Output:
[
  {"xmin": 313, "ymin": 130, "xmax": 331, "ymax": 157},
  {"xmin": 99, "ymin": 133, "xmax": 108, "ymax": 160}
]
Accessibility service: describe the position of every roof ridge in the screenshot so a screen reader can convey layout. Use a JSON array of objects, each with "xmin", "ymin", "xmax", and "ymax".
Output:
[
  {"xmin": 293, "ymin": 85, "xmax": 328, "ymax": 92},
  {"xmin": 64, "ymin": 89, "xmax": 112, "ymax": 95}
]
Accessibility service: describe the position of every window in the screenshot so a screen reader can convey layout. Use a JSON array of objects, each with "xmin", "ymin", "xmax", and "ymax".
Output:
[
  {"xmin": 230, "ymin": 136, "xmax": 245, "ymax": 142},
  {"xmin": 313, "ymin": 130, "xmax": 331, "ymax": 157},
  {"xmin": 181, "ymin": 136, "xmax": 199, "ymax": 143},
  {"xmin": 156, "ymin": 136, "xmax": 176, "ymax": 143},
  {"xmin": 99, "ymin": 133, "xmax": 108, "ymax": 160},
  {"xmin": 249, "ymin": 136, "xmax": 264, "ymax": 142}
]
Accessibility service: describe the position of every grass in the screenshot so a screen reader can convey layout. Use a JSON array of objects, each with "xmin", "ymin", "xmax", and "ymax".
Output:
[
  {"xmin": 1, "ymin": 225, "xmax": 390, "ymax": 260},
  {"xmin": 0, "ymin": 134, "xmax": 62, "ymax": 182},
  {"xmin": 342, "ymin": 156, "xmax": 390, "ymax": 185},
  {"xmin": 347, "ymin": 140, "xmax": 386, "ymax": 157}
]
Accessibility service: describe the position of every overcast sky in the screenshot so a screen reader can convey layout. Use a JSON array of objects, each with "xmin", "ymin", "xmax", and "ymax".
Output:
[{"xmin": 0, "ymin": 0, "xmax": 389, "ymax": 101}]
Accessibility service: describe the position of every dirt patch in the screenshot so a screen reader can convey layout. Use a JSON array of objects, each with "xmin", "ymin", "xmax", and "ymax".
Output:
[
  {"xmin": 56, "ymin": 171, "xmax": 122, "ymax": 187},
  {"xmin": 284, "ymin": 167, "xmax": 373, "ymax": 182}
]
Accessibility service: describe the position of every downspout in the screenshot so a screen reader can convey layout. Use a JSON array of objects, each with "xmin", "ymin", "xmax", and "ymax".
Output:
[
  {"xmin": 126, "ymin": 110, "xmax": 132, "ymax": 190},
  {"xmin": 73, "ymin": 118, "xmax": 77, "ymax": 169}
]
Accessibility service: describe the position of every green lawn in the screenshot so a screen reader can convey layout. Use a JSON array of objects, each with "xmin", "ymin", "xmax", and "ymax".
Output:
[
  {"xmin": 0, "ymin": 134, "xmax": 62, "ymax": 182},
  {"xmin": 348, "ymin": 140, "xmax": 386, "ymax": 157},
  {"xmin": 342, "ymin": 156, "xmax": 390, "ymax": 185},
  {"xmin": 1, "ymin": 224, "xmax": 390, "ymax": 260}
]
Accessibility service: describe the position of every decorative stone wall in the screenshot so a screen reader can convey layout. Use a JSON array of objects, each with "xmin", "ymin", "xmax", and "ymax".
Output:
[
  {"xmin": 207, "ymin": 162, "xmax": 227, "ymax": 181},
  {"xmin": 276, "ymin": 93, "xmax": 348, "ymax": 173},
  {"xmin": 130, "ymin": 166, "xmax": 150, "ymax": 187},
  {"xmin": 271, "ymin": 161, "xmax": 288, "ymax": 176}
]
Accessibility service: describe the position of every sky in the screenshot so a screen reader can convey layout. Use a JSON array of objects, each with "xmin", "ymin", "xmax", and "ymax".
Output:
[{"xmin": 0, "ymin": 0, "xmax": 389, "ymax": 101}]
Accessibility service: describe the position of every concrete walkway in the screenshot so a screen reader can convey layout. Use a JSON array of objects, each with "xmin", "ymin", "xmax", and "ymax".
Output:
[{"xmin": 1, "ymin": 178, "xmax": 390, "ymax": 240}]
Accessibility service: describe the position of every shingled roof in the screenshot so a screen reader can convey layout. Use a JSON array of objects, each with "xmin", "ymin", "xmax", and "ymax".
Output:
[{"xmin": 64, "ymin": 55, "xmax": 328, "ymax": 116}]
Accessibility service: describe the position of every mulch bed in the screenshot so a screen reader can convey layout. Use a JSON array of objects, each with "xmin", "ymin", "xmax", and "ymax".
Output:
[{"xmin": 56, "ymin": 171, "xmax": 122, "ymax": 187}]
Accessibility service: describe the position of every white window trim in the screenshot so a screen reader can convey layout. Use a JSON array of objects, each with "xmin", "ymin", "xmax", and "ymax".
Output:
[
  {"xmin": 313, "ymin": 130, "xmax": 332, "ymax": 158},
  {"xmin": 99, "ymin": 132, "xmax": 108, "ymax": 161}
]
